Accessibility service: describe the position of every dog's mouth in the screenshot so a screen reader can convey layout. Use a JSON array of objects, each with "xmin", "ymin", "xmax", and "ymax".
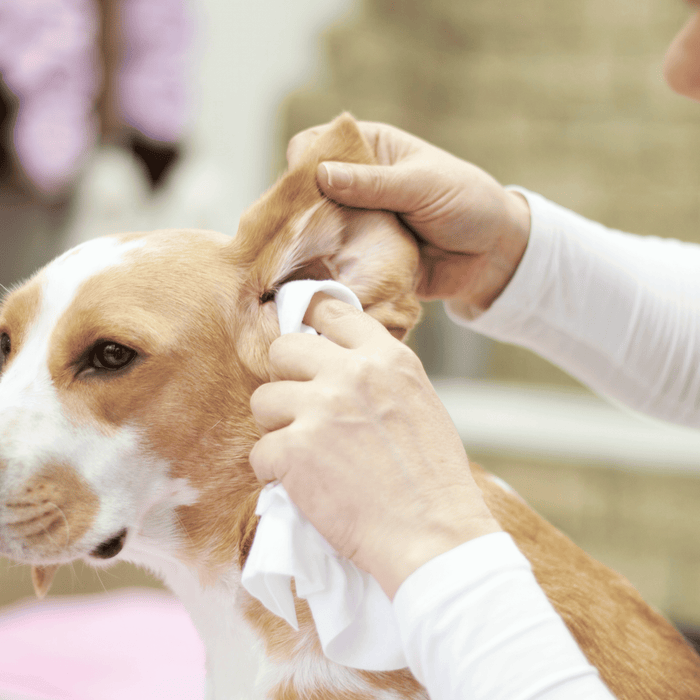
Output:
[
  {"xmin": 90, "ymin": 528, "xmax": 128, "ymax": 560},
  {"xmin": 29, "ymin": 528, "xmax": 129, "ymax": 600}
]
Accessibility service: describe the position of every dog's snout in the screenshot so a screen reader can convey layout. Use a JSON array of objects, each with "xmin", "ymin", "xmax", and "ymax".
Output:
[{"xmin": 1, "ymin": 464, "xmax": 99, "ymax": 558}]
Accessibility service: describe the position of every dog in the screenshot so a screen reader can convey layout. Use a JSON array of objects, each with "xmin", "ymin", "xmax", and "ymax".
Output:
[{"xmin": 0, "ymin": 113, "xmax": 699, "ymax": 699}]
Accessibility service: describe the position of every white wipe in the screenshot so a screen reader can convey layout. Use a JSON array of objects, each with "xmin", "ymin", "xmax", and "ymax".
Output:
[{"xmin": 241, "ymin": 279, "xmax": 407, "ymax": 671}]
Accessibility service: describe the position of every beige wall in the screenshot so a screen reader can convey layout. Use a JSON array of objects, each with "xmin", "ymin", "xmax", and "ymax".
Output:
[{"xmin": 279, "ymin": 0, "xmax": 698, "ymax": 386}]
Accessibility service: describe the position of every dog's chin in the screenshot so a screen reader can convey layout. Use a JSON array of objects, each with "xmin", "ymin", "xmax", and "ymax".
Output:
[{"xmin": 22, "ymin": 529, "xmax": 129, "ymax": 600}]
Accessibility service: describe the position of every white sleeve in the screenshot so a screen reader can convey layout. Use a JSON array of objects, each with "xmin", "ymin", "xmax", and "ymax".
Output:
[
  {"xmin": 447, "ymin": 188, "xmax": 700, "ymax": 429},
  {"xmin": 393, "ymin": 532, "xmax": 616, "ymax": 700}
]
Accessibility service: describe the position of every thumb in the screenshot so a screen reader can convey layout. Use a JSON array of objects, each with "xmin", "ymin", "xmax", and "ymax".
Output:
[{"xmin": 317, "ymin": 161, "xmax": 416, "ymax": 213}]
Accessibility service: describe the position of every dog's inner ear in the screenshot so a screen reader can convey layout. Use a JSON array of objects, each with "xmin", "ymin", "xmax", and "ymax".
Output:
[{"xmin": 232, "ymin": 113, "xmax": 422, "ymax": 340}]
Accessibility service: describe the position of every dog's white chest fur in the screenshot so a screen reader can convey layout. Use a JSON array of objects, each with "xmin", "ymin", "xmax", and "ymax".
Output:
[{"xmin": 129, "ymin": 551, "xmax": 278, "ymax": 699}]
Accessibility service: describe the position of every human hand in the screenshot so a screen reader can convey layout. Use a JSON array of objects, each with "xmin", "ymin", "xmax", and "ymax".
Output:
[
  {"xmin": 249, "ymin": 294, "xmax": 502, "ymax": 599},
  {"xmin": 287, "ymin": 120, "xmax": 531, "ymax": 319}
]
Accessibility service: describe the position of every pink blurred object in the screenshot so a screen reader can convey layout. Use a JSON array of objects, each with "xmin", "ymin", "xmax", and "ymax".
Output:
[
  {"xmin": 119, "ymin": 0, "xmax": 195, "ymax": 143},
  {"xmin": 0, "ymin": 0, "xmax": 193, "ymax": 196},
  {"xmin": 0, "ymin": 589, "xmax": 205, "ymax": 700},
  {"xmin": 0, "ymin": 0, "xmax": 100, "ymax": 196}
]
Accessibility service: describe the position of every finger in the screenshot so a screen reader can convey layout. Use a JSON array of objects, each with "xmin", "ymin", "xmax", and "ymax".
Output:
[
  {"xmin": 286, "ymin": 125, "xmax": 330, "ymax": 168},
  {"xmin": 303, "ymin": 293, "xmax": 389, "ymax": 349},
  {"xmin": 316, "ymin": 161, "xmax": 422, "ymax": 213},
  {"xmin": 249, "ymin": 430, "xmax": 289, "ymax": 484},
  {"xmin": 268, "ymin": 332, "xmax": 343, "ymax": 381},
  {"xmin": 250, "ymin": 380, "xmax": 303, "ymax": 434}
]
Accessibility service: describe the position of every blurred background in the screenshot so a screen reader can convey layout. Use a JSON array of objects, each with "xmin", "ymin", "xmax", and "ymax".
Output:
[{"xmin": 2, "ymin": 0, "xmax": 700, "ymax": 665}]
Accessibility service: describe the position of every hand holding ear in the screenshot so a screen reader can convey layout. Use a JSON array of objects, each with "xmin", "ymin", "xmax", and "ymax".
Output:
[
  {"xmin": 249, "ymin": 293, "xmax": 501, "ymax": 599},
  {"xmin": 287, "ymin": 120, "xmax": 531, "ymax": 319}
]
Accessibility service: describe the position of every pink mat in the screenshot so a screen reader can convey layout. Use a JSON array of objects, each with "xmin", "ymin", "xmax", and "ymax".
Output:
[{"xmin": 0, "ymin": 589, "xmax": 205, "ymax": 700}]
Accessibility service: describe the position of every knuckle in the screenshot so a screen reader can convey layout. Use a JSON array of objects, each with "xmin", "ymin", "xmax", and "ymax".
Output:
[
  {"xmin": 391, "ymin": 342, "xmax": 422, "ymax": 371},
  {"xmin": 362, "ymin": 165, "xmax": 385, "ymax": 198},
  {"xmin": 367, "ymin": 341, "xmax": 424, "ymax": 386},
  {"xmin": 392, "ymin": 345, "xmax": 426, "ymax": 383},
  {"xmin": 317, "ymin": 381, "xmax": 346, "ymax": 411},
  {"xmin": 282, "ymin": 421, "xmax": 316, "ymax": 464},
  {"xmin": 248, "ymin": 439, "xmax": 270, "ymax": 481}
]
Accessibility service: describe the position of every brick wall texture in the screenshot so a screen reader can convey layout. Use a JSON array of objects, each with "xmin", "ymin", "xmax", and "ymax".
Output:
[
  {"xmin": 280, "ymin": 0, "xmax": 700, "ymax": 626},
  {"xmin": 279, "ymin": 0, "xmax": 698, "ymax": 386}
]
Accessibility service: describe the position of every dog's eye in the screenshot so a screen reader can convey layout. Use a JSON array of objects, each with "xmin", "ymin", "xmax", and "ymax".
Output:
[{"xmin": 89, "ymin": 342, "xmax": 136, "ymax": 371}]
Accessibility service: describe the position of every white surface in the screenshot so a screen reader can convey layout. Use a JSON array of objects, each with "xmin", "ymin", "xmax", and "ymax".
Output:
[
  {"xmin": 192, "ymin": 0, "xmax": 356, "ymax": 231},
  {"xmin": 433, "ymin": 378, "xmax": 700, "ymax": 473}
]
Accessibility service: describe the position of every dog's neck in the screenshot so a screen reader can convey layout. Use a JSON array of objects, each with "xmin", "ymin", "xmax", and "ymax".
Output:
[
  {"xmin": 125, "ymin": 527, "xmax": 279, "ymax": 699},
  {"xmin": 125, "ymin": 533, "xmax": 407, "ymax": 700},
  {"xmin": 123, "ymin": 490, "xmax": 426, "ymax": 700}
]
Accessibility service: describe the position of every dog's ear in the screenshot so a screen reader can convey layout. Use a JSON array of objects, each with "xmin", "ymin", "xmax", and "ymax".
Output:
[{"xmin": 231, "ymin": 113, "xmax": 421, "ymax": 340}]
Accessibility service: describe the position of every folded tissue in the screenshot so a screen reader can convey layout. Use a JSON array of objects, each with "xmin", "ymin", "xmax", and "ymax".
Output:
[{"xmin": 241, "ymin": 279, "xmax": 408, "ymax": 671}]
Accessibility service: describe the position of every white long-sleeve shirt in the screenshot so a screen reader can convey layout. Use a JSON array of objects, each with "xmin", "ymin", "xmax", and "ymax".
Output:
[
  {"xmin": 453, "ymin": 187, "xmax": 700, "ymax": 429},
  {"xmin": 393, "ymin": 189, "xmax": 700, "ymax": 699},
  {"xmin": 394, "ymin": 533, "xmax": 615, "ymax": 700}
]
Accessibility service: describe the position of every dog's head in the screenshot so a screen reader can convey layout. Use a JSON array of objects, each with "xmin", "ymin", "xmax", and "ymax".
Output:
[{"xmin": 0, "ymin": 114, "xmax": 421, "ymax": 595}]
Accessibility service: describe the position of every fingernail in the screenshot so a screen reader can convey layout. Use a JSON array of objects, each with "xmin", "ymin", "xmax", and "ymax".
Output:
[{"xmin": 320, "ymin": 162, "xmax": 352, "ymax": 190}]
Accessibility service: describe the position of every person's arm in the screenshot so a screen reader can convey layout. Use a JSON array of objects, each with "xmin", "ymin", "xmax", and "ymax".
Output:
[
  {"xmin": 454, "ymin": 189, "xmax": 700, "ymax": 429},
  {"xmin": 249, "ymin": 294, "xmax": 503, "ymax": 598},
  {"xmin": 394, "ymin": 532, "xmax": 616, "ymax": 700},
  {"xmin": 249, "ymin": 298, "xmax": 616, "ymax": 699},
  {"xmin": 289, "ymin": 120, "xmax": 700, "ymax": 429}
]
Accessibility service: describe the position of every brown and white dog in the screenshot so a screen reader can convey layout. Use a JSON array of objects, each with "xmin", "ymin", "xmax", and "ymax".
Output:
[{"xmin": 0, "ymin": 114, "xmax": 698, "ymax": 699}]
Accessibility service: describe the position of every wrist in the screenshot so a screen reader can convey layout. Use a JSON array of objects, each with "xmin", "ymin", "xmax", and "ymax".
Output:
[
  {"xmin": 447, "ymin": 190, "xmax": 530, "ymax": 321},
  {"xmin": 369, "ymin": 513, "xmax": 503, "ymax": 600}
]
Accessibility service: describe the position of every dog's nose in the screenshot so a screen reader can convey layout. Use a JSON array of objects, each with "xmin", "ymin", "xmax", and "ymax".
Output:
[{"xmin": 1, "ymin": 464, "xmax": 99, "ymax": 557}]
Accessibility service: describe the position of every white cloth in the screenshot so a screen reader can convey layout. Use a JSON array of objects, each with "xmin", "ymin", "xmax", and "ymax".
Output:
[
  {"xmin": 452, "ymin": 187, "xmax": 700, "ymax": 429},
  {"xmin": 241, "ymin": 279, "xmax": 408, "ymax": 671},
  {"xmin": 394, "ymin": 532, "xmax": 615, "ymax": 700}
]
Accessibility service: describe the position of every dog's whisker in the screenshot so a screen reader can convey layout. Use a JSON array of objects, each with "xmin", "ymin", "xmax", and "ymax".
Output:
[
  {"xmin": 173, "ymin": 509, "xmax": 196, "ymax": 548},
  {"xmin": 46, "ymin": 502, "xmax": 71, "ymax": 548},
  {"xmin": 92, "ymin": 566, "xmax": 108, "ymax": 594},
  {"xmin": 68, "ymin": 560, "xmax": 79, "ymax": 590},
  {"xmin": 203, "ymin": 417, "xmax": 223, "ymax": 435},
  {"xmin": 95, "ymin": 565, "xmax": 120, "ymax": 580}
]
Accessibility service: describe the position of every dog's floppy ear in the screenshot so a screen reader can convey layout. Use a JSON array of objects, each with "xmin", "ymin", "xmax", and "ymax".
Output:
[{"xmin": 232, "ymin": 113, "xmax": 421, "ymax": 339}]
